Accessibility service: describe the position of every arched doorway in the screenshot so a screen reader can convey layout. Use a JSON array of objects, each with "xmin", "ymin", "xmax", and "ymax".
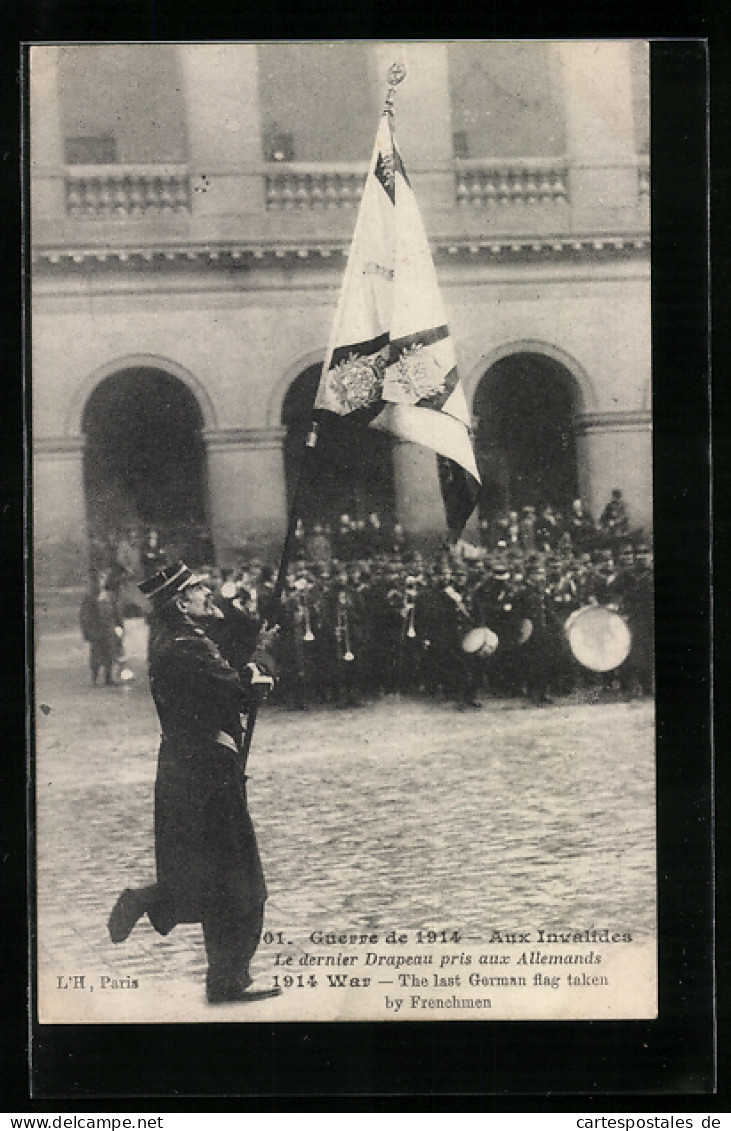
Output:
[
  {"xmin": 473, "ymin": 352, "xmax": 580, "ymax": 518},
  {"xmin": 81, "ymin": 367, "xmax": 212, "ymax": 561},
  {"xmin": 282, "ymin": 364, "xmax": 396, "ymax": 528}
]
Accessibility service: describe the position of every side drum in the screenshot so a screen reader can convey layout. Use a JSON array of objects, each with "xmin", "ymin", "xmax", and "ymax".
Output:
[{"xmin": 461, "ymin": 626, "xmax": 499, "ymax": 658}]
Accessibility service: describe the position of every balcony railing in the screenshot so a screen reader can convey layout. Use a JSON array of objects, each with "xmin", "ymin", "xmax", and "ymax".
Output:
[
  {"xmin": 58, "ymin": 157, "xmax": 650, "ymax": 219},
  {"xmin": 65, "ymin": 165, "xmax": 191, "ymax": 217},
  {"xmin": 265, "ymin": 162, "xmax": 369, "ymax": 210},
  {"xmin": 454, "ymin": 157, "xmax": 569, "ymax": 208},
  {"xmin": 43, "ymin": 157, "xmax": 650, "ymax": 243}
]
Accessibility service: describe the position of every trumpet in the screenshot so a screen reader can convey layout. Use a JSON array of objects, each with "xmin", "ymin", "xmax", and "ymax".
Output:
[
  {"xmin": 294, "ymin": 596, "xmax": 316, "ymax": 642},
  {"xmin": 401, "ymin": 583, "xmax": 420, "ymax": 639},
  {"xmin": 335, "ymin": 603, "xmax": 355, "ymax": 662},
  {"xmin": 303, "ymin": 602, "xmax": 315, "ymax": 643}
]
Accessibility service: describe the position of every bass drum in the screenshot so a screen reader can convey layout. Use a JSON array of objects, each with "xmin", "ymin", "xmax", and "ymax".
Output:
[{"xmin": 564, "ymin": 604, "xmax": 631, "ymax": 672}]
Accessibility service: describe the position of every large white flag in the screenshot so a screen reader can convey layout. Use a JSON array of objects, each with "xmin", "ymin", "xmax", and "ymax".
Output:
[{"xmin": 314, "ymin": 105, "xmax": 480, "ymax": 537}]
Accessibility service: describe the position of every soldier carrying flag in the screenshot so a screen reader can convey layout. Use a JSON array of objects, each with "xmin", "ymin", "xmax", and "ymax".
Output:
[{"xmin": 106, "ymin": 64, "xmax": 483, "ymax": 1006}]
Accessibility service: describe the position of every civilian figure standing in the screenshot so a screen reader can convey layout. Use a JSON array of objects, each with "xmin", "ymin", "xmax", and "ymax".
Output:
[{"xmin": 107, "ymin": 561, "xmax": 282, "ymax": 1004}]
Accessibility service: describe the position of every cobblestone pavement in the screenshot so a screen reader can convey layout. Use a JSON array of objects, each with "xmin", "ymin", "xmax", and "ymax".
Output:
[{"xmin": 33, "ymin": 614, "xmax": 656, "ymax": 1023}]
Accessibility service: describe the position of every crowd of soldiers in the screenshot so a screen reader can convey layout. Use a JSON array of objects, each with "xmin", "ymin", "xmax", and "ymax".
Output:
[
  {"xmin": 220, "ymin": 531, "xmax": 653, "ymax": 711},
  {"xmin": 80, "ymin": 490, "xmax": 654, "ymax": 706}
]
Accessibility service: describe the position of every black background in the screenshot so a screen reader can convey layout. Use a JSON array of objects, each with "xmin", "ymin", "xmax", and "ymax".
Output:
[{"xmin": 2, "ymin": 5, "xmax": 721, "ymax": 1111}]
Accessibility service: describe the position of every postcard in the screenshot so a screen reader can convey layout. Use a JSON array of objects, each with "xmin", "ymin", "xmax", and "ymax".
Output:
[{"xmin": 31, "ymin": 40, "xmax": 657, "ymax": 1027}]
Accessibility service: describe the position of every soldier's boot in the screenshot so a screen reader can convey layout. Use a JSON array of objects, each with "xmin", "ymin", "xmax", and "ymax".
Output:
[
  {"xmin": 108, "ymin": 885, "xmax": 156, "ymax": 943},
  {"xmin": 204, "ymin": 904, "xmax": 282, "ymax": 1004}
]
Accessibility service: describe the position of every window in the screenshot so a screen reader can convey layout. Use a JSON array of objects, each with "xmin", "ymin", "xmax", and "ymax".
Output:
[
  {"xmin": 448, "ymin": 42, "xmax": 565, "ymax": 158},
  {"xmin": 263, "ymin": 128, "xmax": 295, "ymax": 163},
  {"xmin": 258, "ymin": 43, "xmax": 376, "ymax": 163},
  {"xmin": 65, "ymin": 135, "xmax": 117, "ymax": 164},
  {"xmin": 58, "ymin": 45, "xmax": 187, "ymax": 165},
  {"xmin": 452, "ymin": 130, "xmax": 469, "ymax": 159}
]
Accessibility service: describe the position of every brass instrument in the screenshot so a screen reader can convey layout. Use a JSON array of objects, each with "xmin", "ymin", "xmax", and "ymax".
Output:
[
  {"xmin": 335, "ymin": 598, "xmax": 354, "ymax": 662},
  {"xmin": 401, "ymin": 578, "xmax": 419, "ymax": 640},
  {"xmin": 293, "ymin": 592, "xmax": 315, "ymax": 642},
  {"xmin": 303, "ymin": 601, "xmax": 315, "ymax": 643}
]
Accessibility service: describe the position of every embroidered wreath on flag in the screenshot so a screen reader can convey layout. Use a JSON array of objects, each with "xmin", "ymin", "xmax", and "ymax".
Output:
[
  {"xmin": 329, "ymin": 352, "xmax": 386, "ymax": 411},
  {"xmin": 390, "ymin": 343, "xmax": 446, "ymax": 402}
]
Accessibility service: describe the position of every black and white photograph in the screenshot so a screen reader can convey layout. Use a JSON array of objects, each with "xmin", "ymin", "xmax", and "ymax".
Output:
[{"xmin": 30, "ymin": 40, "xmax": 658, "ymax": 1026}]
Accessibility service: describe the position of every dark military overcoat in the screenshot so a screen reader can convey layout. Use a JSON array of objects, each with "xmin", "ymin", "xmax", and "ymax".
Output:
[{"xmin": 146, "ymin": 607, "xmax": 269, "ymax": 931}]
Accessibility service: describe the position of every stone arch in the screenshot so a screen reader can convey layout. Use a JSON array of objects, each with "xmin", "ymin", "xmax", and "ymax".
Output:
[
  {"xmin": 464, "ymin": 339, "xmax": 597, "ymax": 418},
  {"xmin": 468, "ymin": 341, "xmax": 593, "ymax": 516},
  {"xmin": 65, "ymin": 353, "xmax": 218, "ymax": 437},
  {"xmin": 78, "ymin": 360, "xmax": 215, "ymax": 557},
  {"xmin": 266, "ymin": 349, "xmax": 325, "ymax": 429},
  {"xmin": 274, "ymin": 351, "xmax": 397, "ymax": 528}
]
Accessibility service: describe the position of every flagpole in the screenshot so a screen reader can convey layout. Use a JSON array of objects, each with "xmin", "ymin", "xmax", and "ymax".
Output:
[
  {"xmin": 266, "ymin": 62, "xmax": 407, "ymax": 614},
  {"xmin": 270, "ymin": 419, "xmax": 321, "ymax": 607},
  {"xmin": 241, "ymin": 62, "xmax": 409, "ymax": 767},
  {"xmin": 268, "ymin": 63, "xmax": 407, "ymax": 610},
  {"xmin": 240, "ymin": 418, "xmax": 321, "ymax": 768}
]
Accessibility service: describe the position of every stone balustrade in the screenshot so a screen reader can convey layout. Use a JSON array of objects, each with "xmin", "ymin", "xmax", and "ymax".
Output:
[
  {"xmin": 56, "ymin": 155, "xmax": 650, "ymax": 224},
  {"xmin": 65, "ymin": 166, "xmax": 191, "ymax": 217},
  {"xmin": 454, "ymin": 158, "xmax": 569, "ymax": 208},
  {"xmin": 265, "ymin": 163, "xmax": 368, "ymax": 210}
]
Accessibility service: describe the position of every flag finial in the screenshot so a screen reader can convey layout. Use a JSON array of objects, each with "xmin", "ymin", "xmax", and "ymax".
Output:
[{"xmin": 384, "ymin": 62, "xmax": 407, "ymax": 112}]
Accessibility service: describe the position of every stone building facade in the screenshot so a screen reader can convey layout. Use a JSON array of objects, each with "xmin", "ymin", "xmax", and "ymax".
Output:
[{"xmin": 31, "ymin": 41, "xmax": 650, "ymax": 581}]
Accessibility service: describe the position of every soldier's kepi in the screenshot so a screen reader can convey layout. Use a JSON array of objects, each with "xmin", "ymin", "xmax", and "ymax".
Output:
[{"xmin": 107, "ymin": 560, "xmax": 282, "ymax": 1004}]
